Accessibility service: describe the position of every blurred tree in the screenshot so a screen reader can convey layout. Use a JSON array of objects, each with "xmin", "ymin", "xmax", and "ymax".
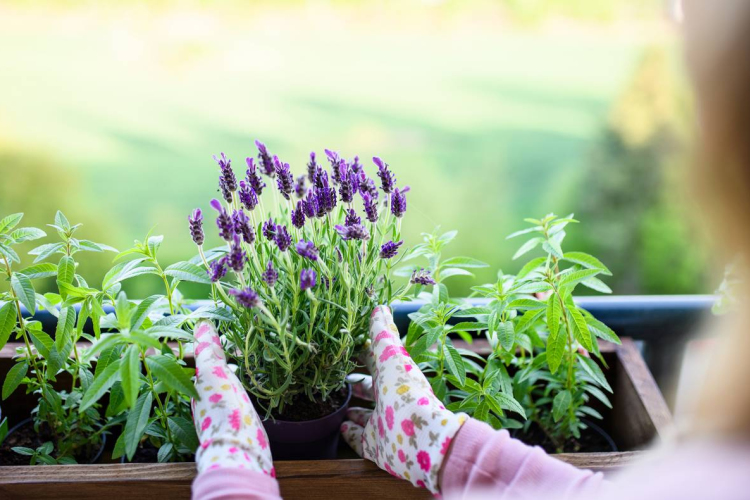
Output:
[{"xmin": 576, "ymin": 47, "xmax": 707, "ymax": 294}]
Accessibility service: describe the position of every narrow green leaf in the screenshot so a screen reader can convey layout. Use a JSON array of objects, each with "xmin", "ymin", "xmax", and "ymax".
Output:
[
  {"xmin": 490, "ymin": 392, "xmax": 526, "ymax": 419},
  {"xmin": 506, "ymin": 226, "xmax": 540, "ymax": 239},
  {"xmin": 167, "ymin": 416, "xmax": 199, "ymax": 451},
  {"xmin": 0, "ymin": 242, "xmax": 20, "ymax": 264},
  {"xmin": 29, "ymin": 330, "xmax": 54, "ymax": 360},
  {"xmin": 9, "ymin": 227, "xmax": 46, "ymax": 243},
  {"xmin": 562, "ymin": 252, "xmax": 612, "ymax": 276},
  {"xmin": 442, "ymin": 343, "xmax": 466, "ymax": 387},
  {"xmin": 145, "ymin": 355, "xmax": 198, "ymax": 399},
  {"xmin": 507, "ymin": 298, "xmax": 546, "ymax": 311},
  {"xmin": 29, "ymin": 242, "xmax": 65, "ymax": 263},
  {"xmin": 584, "ymin": 314, "xmax": 621, "ymax": 345},
  {"xmin": 552, "ymin": 390, "xmax": 572, "ymax": 422},
  {"xmin": 0, "ymin": 213, "xmax": 23, "ymax": 234},
  {"xmin": 559, "ymin": 268, "xmax": 602, "ymax": 289},
  {"xmin": 11, "ymin": 273, "xmax": 35, "ymax": 313},
  {"xmin": 130, "ymin": 295, "xmax": 162, "ymax": 331},
  {"xmin": 145, "ymin": 326, "xmax": 193, "ymax": 342},
  {"xmin": 55, "ymin": 307, "xmax": 76, "ymax": 352},
  {"xmin": 513, "ymin": 237, "xmax": 542, "ymax": 260},
  {"xmin": 124, "ymin": 391, "xmax": 153, "ymax": 460},
  {"xmin": 80, "ymin": 358, "xmax": 122, "ymax": 411},
  {"xmin": 440, "ymin": 257, "xmax": 489, "ymax": 269},
  {"xmin": 54, "ymin": 211, "xmax": 71, "ymax": 231},
  {"xmin": 580, "ymin": 277, "xmax": 612, "ymax": 294},
  {"xmin": 579, "ymin": 356, "xmax": 613, "ymax": 393},
  {"xmin": 121, "ymin": 345, "xmax": 141, "ymax": 409},
  {"xmin": 569, "ymin": 307, "xmax": 594, "ymax": 352},
  {"xmin": 0, "ymin": 302, "xmax": 16, "ymax": 351},
  {"xmin": 546, "ymin": 293, "xmax": 561, "ymax": 338},
  {"xmin": 2, "ymin": 362, "xmax": 28, "ymax": 400},
  {"xmin": 497, "ymin": 321, "xmax": 515, "ymax": 351},
  {"xmin": 17, "ymin": 263, "xmax": 57, "ymax": 280},
  {"xmin": 546, "ymin": 328, "xmax": 566, "ymax": 374},
  {"xmin": 164, "ymin": 261, "xmax": 212, "ymax": 285}
]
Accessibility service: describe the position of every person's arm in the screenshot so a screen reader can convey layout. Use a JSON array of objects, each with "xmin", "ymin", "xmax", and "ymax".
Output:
[
  {"xmin": 191, "ymin": 321, "xmax": 282, "ymax": 500},
  {"xmin": 441, "ymin": 418, "xmax": 608, "ymax": 499},
  {"xmin": 341, "ymin": 306, "xmax": 610, "ymax": 499}
]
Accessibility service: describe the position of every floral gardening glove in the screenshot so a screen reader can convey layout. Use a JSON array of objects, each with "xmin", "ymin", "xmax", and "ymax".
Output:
[
  {"xmin": 340, "ymin": 306, "xmax": 468, "ymax": 494},
  {"xmin": 191, "ymin": 320, "xmax": 275, "ymax": 477}
]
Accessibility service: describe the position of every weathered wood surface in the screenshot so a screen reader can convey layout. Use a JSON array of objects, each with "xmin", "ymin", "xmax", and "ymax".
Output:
[{"xmin": 0, "ymin": 452, "xmax": 641, "ymax": 499}]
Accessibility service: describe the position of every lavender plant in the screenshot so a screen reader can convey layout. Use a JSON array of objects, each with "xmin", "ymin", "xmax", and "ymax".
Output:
[{"xmin": 189, "ymin": 141, "xmax": 412, "ymax": 415}]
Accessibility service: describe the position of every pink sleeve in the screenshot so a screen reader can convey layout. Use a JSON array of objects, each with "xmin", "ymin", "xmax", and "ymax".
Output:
[
  {"xmin": 441, "ymin": 419, "xmax": 610, "ymax": 499},
  {"xmin": 192, "ymin": 467, "xmax": 282, "ymax": 500}
]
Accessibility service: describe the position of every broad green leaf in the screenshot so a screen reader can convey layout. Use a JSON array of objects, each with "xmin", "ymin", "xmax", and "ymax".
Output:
[
  {"xmin": 78, "ymin": 240, "xmax": 103, "ymax": 252},
  {"xmin": 562, "ymin": 252, "xmax": 612, "ymax": 276},
  {"xmin": 54, "ymin": 211, "xmax": 71, "ymax": 232},
  {"xmin": 0, "ymin": 242, "xmax": 20, "ymax": 264},
  {"xmin": 546, "ymin": 294, "xmax": 561, "ymax": 338},
  {"xmin": 511, "ymin": 282, "xmax": 552, "ymax": 295},
  {"xmin": 546, "ymin": 328, "xmax": 567, "ymax": 374},
  {"xmin": 164, "ymin": 261, "xmax": 212, "ymax": 285},
  {"xmin": 559, "ymin": 269, "xmax": 602, "ymax": 289},
  {"xmin": 490, "ymin": 392, "xmax": 526, "ymax": 419},
  {"xmin": 497, "ymin": 321, "xmax": 515, "ymax": 351},
  {"xmin": 80, "ymin": 358, "xmax": 122, "ymax": 411},
  {"xmin": 55, "ymin": 307, "xmax": 76, "ymax": 352},
  {"xmin": 584, "ymin": 314, "xmax": 621, "ymax": 345},
  {"xmin": 9, "ymin": 227, "xmax": 46, "ymax": 243},
  {"xmin": 515, "ymin": 309, "xmax": 544, "ymax": 334},
  {"xmin": 145, "ymin": 326, "xmax": 193, "ymax": 342},
  {"xmin": 569, "ymin": 307, "xmax": 594, "ymax": 352},
  {"xmin": 95, "ymin": 345, "xmax": 122, "ymax": 378},
  {"xmin": 474, "ymin": 400, "xmax": 489, "ymax": 422},
  {"xmin": 440, "ymin": 257, "xmax": 489, "ymax": 269},
  {"xmin": 450, "ymin": 322, "xmax": 487, "ymax": 332},
  {"xmin": 542, "ymin": 239, "xmax": 563, "ymax": 259},
  {"xmin": 167, "ymin": 416, "xmax": 199, "ymax": 451},
  {"xmin": 453, "ymin": 307, "xmax": 490, "ymax": 318},
  {"xmin": 578, "ymin": 356, "xmax": 613, "ymax": 392},
  {"xmin": 29, "ymin": 330, "xmax": 54, "ymax": 360},
  {"xmin": 552, "ymin": 390, "xmax": 572, "ymax": 422},
  {"xmin": 513, "ymin": 237, "xmax": 542, "ymax": 260},
  {"xmin": 124, "ymin": 391, "xmax": 153, "ymax": 460},
  {"xmin": 145, "ymin": 355, "xmax": 198, "ymax": 399},
  {"xmin": 157, "ymin": 443, "xmax": 174, "ymax": 463},
  {"xmin": 442, "ymin": 343, "xmax": 466, "ymax": 387},
  {"xmin": 17, "ymin": 263, "xmax": 57, "ymax": 280},
  {"xmin": 120, "ymin": 345, "xmax": 141, "ymax": 409},
  {"xmin": 516, "ymin": 256, "xmax": 546, "ymax": 279},
  {"xmin": 57, "ymin": 256, "xmax": 75, "ymax": 287},
  {"xmin": 0, "ymin": 302, "xmax": 16, "ymax": 351},
  {"xmin": 0, "ymin": 213, "xmax": 23, "ymax": 234},
  {"xmin": 507, "ymin": 298, "xmax": 546, "ymax": 311},
  {"xmin": 130, "ymin": 295, "xmax": 162, "ymax": 331},
  {"xmin": 29, "ymin": 242, "xmax": 65, "ymax": 263},
  {"xmin": 580, "ymin": 277, "xmax": 612, "ymax": 294},
  {"xmin": 11, "ymin": 273, "xmax": 35, "ymax": 313},
  {"xmin": 2, "ymin": 362, "xmax": 27, "ymax": 400}
]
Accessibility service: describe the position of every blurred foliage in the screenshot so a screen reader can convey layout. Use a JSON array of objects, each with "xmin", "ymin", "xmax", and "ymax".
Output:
[{"xmin": 576, "ymin": 47, "xmax": 707, "ymax": 294}]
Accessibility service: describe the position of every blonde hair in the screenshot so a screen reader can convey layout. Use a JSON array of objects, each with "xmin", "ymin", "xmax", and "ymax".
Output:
[{"xmin": 683, "ymin": 0, "xmax": 750, "ymax": 437}]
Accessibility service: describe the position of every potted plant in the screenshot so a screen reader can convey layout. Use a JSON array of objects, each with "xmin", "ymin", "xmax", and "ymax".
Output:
[
  {"xmin": 402, "ymin": 215, "xmax": 624, "ymax": 453},
  {"xmin": 187, "ymin": 142, "xmax": 413, "ymax": 459}
]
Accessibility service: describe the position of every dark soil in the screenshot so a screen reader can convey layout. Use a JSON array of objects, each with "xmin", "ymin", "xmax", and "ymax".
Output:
[
  {"xmin": 126, "ymin": 442, "xmax": 160, "ymax": 463},
  {"xmin": 264, "ymin": 386, "xmax": 348, "ymax": 422},
  {"xmin": 514, "ymin": 421, "xmax": 616, "ymax": 454},
  {"xmin": 0, "ymin": 420, "xmax": 103, "ymax": 465}
]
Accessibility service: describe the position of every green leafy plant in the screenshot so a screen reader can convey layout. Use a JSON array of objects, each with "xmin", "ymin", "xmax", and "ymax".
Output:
[{"xmin": 404, "ymin": 216, "xmax": 620, "ymax": 452}]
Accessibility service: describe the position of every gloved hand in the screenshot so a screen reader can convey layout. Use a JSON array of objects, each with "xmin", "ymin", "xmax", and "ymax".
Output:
[
  {"xmin": 191, "ymin": 320, "xmax": 275, "ymax": 477},
  {"xmin": 340, "ymin": 306, "xmax": 468, "ymax": 493}
]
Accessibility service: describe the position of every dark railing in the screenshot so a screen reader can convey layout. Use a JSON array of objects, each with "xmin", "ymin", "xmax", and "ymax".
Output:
[{"xmin": 21, "ymin": 295, "xmax": 715, "ymax": 407}]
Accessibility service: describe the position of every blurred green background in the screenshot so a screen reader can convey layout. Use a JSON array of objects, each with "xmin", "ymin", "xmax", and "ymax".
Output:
[{"xmin": 0, "ymin": 0, "xmax": 707, "ymax": 298}]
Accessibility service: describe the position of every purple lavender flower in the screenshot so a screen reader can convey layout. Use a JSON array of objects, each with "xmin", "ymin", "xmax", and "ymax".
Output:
[
  {"xmin": 350, "ymin": 156, "xmax": 362, "ymax": 174},
  {"xmin": 362, "ymin": 193, "xmax": 378, "ymax": 224},
  {"xmin": 313, "ymin": 171, "xmax": 337, "ymax": 215},
  {"xmin": 391, "ymin": 187, "xmax": 407, "ymax": 218},
  {"xmin": 245, "ymin": 158, "xmax": 266, "ymax": 196},
  {"xmin": 380, "ymin": 240, "xmax": 403, "ymax": 259},
  {"xmin": 335, "ymin": 224, "xmax": 370, "ymax": 241},
  {"xmin": 229, "ymin": 287, "xmax": 260, "ymax": 309},
  {"xmin": 232, "ymin": 210, "xmax": 255, "ymax": 244},
  {"xmin": 274, "ymin": 224, "xmax": 292, "ymax": 252},
  {"xmin": 262, "ymin": 217, "xmax": 276, "ymax": 241},
  {"xmin": 188, "ymin": 208, "xmax": 204, "ymax": 246},
  {"xmin": 262, "ymin": 261, "xmax": 278, "ymax": 287},
  {"xmin": 300, "ymin": 268, "xmax": 317, "ymax": 291},
  {"xmin": 227, "ymin": 235, "xmax": 246, "ymax": 272},
  {"xmin": 210, "ymin": 199, "xmax": 235, "ymax": 241},
  {"xmin": 214, "ymin": 152, "xmax": 237, "ymax": 193},
  {"xmin": 359, "ymin": 177, "xmax": 378, "ymax": 199},
  {"xmin": 373, "ymin": 157, "xmax": 396, "ymax": 194},
  {"xmin": 411, "ymin": 268, "xmax": 436, "ymax": 286},
  {"xmin": 291, "ymin": 201, "xmax": 306, "ymax": 228},
  {"xmin": 294, "ymin": 175, "xmax": 307, "ymax": 199},
  {"xmin": 208, "ymin": 257, "xmax": 228, "ymax": 282},
  {"xmin": 255, "ymin": 140, "xmax": 275, "ymax": 177},
  {"xmin": 339, "ymin": 166, "xmax": 355, "ymax": 204},
  {"xmin": 274, "ymin": 156, "xmax": 294, "ymax": 200},
  {"xmin": 219, "ymin": 178, "xmax": 233, "ymax": 204},
  {"xmin": 345, "ymin": 208, "xmax": 361, "ymax": 226},
  {"xmin": 295, "ymin": 240, "xmax": 319, "ymax": 261},
  {"xmin": 307, "ymin": 152, "xmax": 318, "ymax": 182},
  {"xmin": 238, "ymin": 181, "xmax": 258, "ymax": 211},
  {"xmin": 325, "ymin": 149, "xmax": 342, "ymax": 185},
  {"xmin": 303, "ymin": 191, "xmax": 318, "ymax": 218}
]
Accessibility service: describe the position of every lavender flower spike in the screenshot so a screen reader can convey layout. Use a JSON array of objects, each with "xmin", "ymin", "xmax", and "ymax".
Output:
[
  {"xmin": 335, "ymin": 223, "xmax": 370, "ymax": 241},
  {"xmin": 411, "ymin": 268, "xmax": 436, "ymax": 286},
  {"xmin": 345, "ymin": 208, "xmax": 361, "ymax": 226},
  {"xmin": 213, "ymin": 152, "xmax": 237, "ymax": 192},
  {"xmin": 208, "ymin": 257, "xmax": 228, "ymax": 282},
  {"xmin": 307, "ymin": 152, "xmax": 318, "ymax": 182},
  {"xmin": 238, "ymin": 181, "xmax": 258, "ymax": 211},
  {"xmin": 391, "ymin": 187, "xmax": 407, "ymax": 218},
  {"xmin": 227, "ymin": 235, "xmax": 247, "ymax": 272},
  {"xmin": 232, "ymin": 210, "xmax": 255, "ymax": 244},
  {"xmin": 339, "ymin": 166, "xmax": 355, "ymax": 204},
  {"xmin": 380, "ymin": 240, "xmax": 403, "ymax": 259},
  {"xmin": 373, "ymin": 156, "xmax": 396, "ymax": 194},
  {"xmin": 294, "ymin": 175, "xmax": 307, "ymax": 199},
  {"xmin": 229, "ymin": 287, "xmax": 261, "ymax": 309},
  {"xmin": 291, "ymin": 201, "xmax": 306, "ymax": 228},
  {"xmin": 300, "ymin": 268, "xmax": 317, "ymax": 291},
  {"xmin": 274, "ymin": 224, "xmax": 292, "ymax": 252},
  {"xmin": 262, "ymin": 261, "xmax": 278, "ymax": 287},
  {"xmin": 362, "ymin": 192, "xmax": 378, "ymax": 224},
  {"xmin": 255, "ymin": 140, "xmax": 275, "ymax": 177},
  {"xmin": 262, "ymin": 217, "xmax": 276, "ymax": 241},
  {"xmin": 274, "ymin": 156, "xmax": 294, "ymax": 200},
  {"xmin": 188, "ymin": 208, "xmax": 204, "ymax": 246},
  {"xmin": 295, "ymin": 240, "xmax": 319, "ymax": 261},
  {"xmin": 245, "ymin": 157, "xmax": 266, "ymax": 196},
  {"xmin": 210, "ymin": 199, "xmax": 235, "ymax": 241}
]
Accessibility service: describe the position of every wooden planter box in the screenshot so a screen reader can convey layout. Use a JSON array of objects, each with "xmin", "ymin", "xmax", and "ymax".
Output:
[{"xmin": 0, "ymin": 338, "xmax": 671, "ymax": 499}]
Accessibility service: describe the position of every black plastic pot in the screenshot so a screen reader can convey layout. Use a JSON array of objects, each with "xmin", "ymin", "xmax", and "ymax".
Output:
[
  {"xmin": 261, "ymin": 384, "xmax": 352, "ymax": 460},
  {"xmin": 5, "ymin": 418, "xmax": 107, "ymax": 464}
]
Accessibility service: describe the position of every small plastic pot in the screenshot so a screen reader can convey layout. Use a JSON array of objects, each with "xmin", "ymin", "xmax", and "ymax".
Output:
[
  {"xmin": 5, "ymin": 418, "xmax": 107, "ymax": 464},
  {"xmin": 261, "ymin": 384, "xmax": 352, "ymax": 461}
]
